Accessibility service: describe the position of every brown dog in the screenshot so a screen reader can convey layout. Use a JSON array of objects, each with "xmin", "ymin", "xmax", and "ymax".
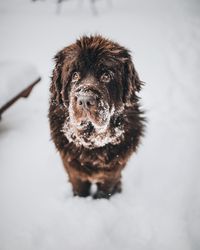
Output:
[{"xmin": 49, "ymin": 35, "xmax": 145, "ymax": 198}]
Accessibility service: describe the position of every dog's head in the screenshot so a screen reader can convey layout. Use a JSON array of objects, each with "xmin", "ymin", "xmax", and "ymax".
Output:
[{"xmin": 51, "ymin": 35, "xmax": 142, "ymax": 148}]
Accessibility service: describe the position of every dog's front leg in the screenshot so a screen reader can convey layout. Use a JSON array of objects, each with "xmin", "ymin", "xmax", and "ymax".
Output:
[{"xmin": 69, "ymin": 175, "xmax": 91, "ymax": 197}]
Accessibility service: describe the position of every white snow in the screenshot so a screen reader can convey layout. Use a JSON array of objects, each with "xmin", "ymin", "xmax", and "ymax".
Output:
[
  {"xmin": 0, "ymin": 0, "xmax": 200, "ymax": 250},
  {"xmin": 0, "ymin": 62, "xmax": 39, "ymax": 107}
]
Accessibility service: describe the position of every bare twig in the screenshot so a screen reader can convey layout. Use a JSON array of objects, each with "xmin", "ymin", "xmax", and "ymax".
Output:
[
  {"xmin": 32, "ymin": 0, "xmax": 112, "ymax": 16},
  {"xmin": 0, "ymin": 77, "xmax": 41, "ymax": 119}
]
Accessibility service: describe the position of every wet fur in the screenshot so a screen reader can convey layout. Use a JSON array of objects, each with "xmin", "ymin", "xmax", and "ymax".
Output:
[{"xmin": 49, "ymin": 35, "xmax": 145, "ymax": 198}]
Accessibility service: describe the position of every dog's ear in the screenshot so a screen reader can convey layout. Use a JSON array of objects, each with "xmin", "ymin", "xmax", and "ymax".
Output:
[
  {"xmin": 123, "ymin": 59, "xmax": 142, "ymax": 106},
  {"xmin": 51, "ymin": 45, "xmax": 77, "ymax": 106},
  {"xmin": 51, "ymin": 50, "xmax": 65, "ymax": 105}
]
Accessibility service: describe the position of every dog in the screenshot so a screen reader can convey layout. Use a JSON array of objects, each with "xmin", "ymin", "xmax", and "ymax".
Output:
[{"xmin": 49, "ymin": 35, "xmax": 145, "ymax": 198}]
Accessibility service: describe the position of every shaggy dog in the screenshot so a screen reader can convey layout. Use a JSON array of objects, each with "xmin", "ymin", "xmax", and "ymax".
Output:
[{"xmin": 49, "ymin": 35, "xmax": 145, "ymax": 198}]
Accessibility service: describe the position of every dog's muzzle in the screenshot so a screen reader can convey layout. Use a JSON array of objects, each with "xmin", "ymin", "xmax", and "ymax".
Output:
[
  {"xmin": 76, "ymin": 92, "xmax": 97, "ymax": 111},
  {"xmin": 74, "ymin": 86, "xmax": 101, "ymax": 113}
]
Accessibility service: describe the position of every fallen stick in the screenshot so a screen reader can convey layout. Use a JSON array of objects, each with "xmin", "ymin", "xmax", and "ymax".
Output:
[{"xmin": 0, "ymin": 77, "xmax": 41, "ymax": 119}]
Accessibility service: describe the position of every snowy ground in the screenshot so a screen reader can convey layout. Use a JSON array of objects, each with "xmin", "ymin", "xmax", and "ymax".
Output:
[
  {"xmin": 0, "ymin": 0, "xmax": 200, "ymax": 249},
  {"xmin": 0, "ymin": 62, "xmax": 39, "ymax": 107}
]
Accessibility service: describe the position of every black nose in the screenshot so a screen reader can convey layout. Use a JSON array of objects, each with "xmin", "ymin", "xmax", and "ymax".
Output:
[{"xmin": 77, "ymin": 95, "xmax": 96, "ymax": 109}]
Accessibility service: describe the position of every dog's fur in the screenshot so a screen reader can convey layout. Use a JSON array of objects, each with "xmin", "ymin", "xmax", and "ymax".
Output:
[{"xmin": 49, "ymin": 35, "xmax": 145, "ymax": 198}]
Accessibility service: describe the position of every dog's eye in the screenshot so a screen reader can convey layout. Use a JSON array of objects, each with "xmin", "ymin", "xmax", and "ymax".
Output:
[
  {"xmin": 100, "ymin": 72, "xmax": 111, "ymax": 83},
  {"xmin": 72, "ymin": 72, "xmax": 80, "ymax": 82}
]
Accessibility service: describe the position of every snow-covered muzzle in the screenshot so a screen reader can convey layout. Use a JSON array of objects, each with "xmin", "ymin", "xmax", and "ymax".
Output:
[{"xmin": 62, "ymin": 82, "xmax": 125, "ymax": 149}]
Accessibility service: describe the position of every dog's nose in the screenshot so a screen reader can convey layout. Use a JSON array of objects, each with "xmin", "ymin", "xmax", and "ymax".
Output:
[{"xmin": 77, "ymin": 95, "xmax": 96, "ymax": 110}]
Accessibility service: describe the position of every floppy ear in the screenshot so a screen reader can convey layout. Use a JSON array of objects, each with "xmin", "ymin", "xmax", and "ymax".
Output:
[
  {"xmin": 123, "ymin": 59, "xmax": 142, "ymax": 106},
  {"xmin": 51, "ymin": 47, "xmax": 76, "ymax": 106},
  {"xmin": 51, "ymin": 50, "xmax": 65, "ymax": 105}
]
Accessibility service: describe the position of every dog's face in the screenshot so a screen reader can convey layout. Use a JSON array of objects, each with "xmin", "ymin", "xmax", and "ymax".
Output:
[{"xmin": 51, "ymin": 36, "xmax": 141, "ymax": 148}]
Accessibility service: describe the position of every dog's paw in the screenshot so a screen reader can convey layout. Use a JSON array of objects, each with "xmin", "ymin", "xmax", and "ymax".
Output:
[{"xmin": 93, "ymin": 190, "xmax": 112, "ymax": 199}]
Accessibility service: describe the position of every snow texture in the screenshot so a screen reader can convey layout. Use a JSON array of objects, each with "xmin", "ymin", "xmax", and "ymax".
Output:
[
  {"xmin": 0, "ymin": 0, "xmax": 200, "ymax": 250},
  {"xmin": 0, "ymin": 62, "xmax": 39, "ymax": 107}
]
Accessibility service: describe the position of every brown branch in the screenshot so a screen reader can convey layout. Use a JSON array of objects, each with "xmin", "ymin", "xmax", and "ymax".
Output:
[{"xmin": 0, "ymin": 77, "xmax": 41, "ymax": 119}]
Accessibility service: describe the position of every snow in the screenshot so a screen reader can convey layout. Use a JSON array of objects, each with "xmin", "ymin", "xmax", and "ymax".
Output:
[
  {"xmin": 0, "ymin": 0, "xmax": 200, "ymax": 250},
  {"xmin": 0, "ymin": 62, "xmax": 39, "ymax": 107}
]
